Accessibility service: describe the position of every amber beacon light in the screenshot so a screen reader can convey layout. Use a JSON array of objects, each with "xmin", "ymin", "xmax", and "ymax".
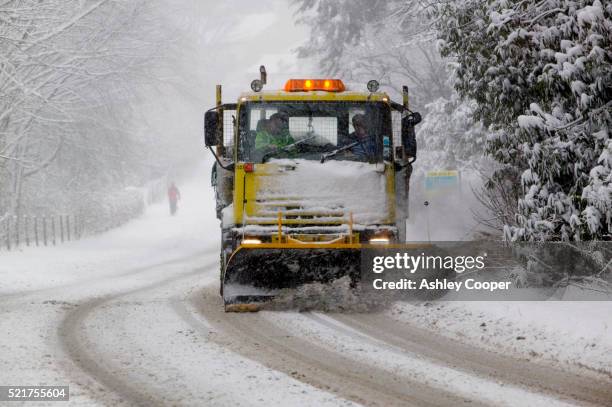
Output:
[{"xmin": 284, "ymin": 79, "xmax": 345, "ymax": 92}]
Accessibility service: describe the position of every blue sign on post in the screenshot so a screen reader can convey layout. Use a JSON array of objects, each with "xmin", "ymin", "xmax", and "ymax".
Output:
[{"xmin": 424, "ymin": 170, "xmax": 460, "ymax": 195}]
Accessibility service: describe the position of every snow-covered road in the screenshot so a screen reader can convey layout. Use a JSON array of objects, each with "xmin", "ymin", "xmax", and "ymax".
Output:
[{"xmin": 1, "ymin": 168, "xmax": 611, "ymax": 406}]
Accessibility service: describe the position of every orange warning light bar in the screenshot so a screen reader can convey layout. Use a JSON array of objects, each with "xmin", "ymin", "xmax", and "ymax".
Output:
[{"xmin": 284, "ymin": 79, "xmax": 345, "ymax": 92}]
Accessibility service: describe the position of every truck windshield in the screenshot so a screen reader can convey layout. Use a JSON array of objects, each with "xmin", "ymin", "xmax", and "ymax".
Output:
[{"xmin": 238, "ymin": 101, "xmax": 391, "ymax": 163}]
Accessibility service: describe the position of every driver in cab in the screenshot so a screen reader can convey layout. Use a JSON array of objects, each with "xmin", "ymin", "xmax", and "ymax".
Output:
[{"xmin": 255, "ymin": 112, "xmax": 295, "ymax": 152}]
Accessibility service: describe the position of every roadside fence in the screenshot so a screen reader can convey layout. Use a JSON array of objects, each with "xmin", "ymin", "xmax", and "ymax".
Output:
[
  {"xmin": 1, "ymin": 214, "xmax": 82, "ymax": 250},
  {"xmin": 0, "ymin": 175, "xmax": 168, "ymax": 251}
]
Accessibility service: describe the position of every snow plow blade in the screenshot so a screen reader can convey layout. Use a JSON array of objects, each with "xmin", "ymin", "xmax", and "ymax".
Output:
[{"xmin": 222, "ymin": 244, "xmax": 362, "ymax": 311}]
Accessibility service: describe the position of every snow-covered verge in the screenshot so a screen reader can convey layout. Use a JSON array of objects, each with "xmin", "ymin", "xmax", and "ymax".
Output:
[{"xmin": 387, "ymin": 300, "xmax": 612, "ymax": 378}]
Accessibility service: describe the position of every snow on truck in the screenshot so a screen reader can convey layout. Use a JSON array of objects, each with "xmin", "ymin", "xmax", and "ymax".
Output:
[{"xmin": 205, "ymin": 66, "xmax": 422, "ymax": 311}]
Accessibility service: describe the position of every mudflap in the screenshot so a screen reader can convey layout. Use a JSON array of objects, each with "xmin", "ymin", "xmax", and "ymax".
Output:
[{"xmin": 222, "ymin": 246, "xmax": 362, "ymax": 312}]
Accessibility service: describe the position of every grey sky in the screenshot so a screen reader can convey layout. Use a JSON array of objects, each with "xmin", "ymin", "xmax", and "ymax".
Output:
[
  {"xmin": 185, "ymin": 0, "xmax": 314, "ymax": 104},
  {"xmin": 136, "ymin": 0, "xmax": 314, "ymax": 163}
]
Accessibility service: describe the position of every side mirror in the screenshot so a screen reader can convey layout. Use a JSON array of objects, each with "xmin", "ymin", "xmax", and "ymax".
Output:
[
  {"xmin": 402, "ymin": 112, "xmax": 422, "ymax": 127},
  {"xmin": 204, "ymin": 111, "xmax": 219, "ymax": 147},
  {"xmin": 401, "ymin": 112, "xmax": 421, "ymax": 159}
]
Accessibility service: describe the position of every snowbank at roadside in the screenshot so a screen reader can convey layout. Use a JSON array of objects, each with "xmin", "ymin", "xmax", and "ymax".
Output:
[{"xmin": 387, "ymin": 300, "xmax": 612, "ymax": 378}]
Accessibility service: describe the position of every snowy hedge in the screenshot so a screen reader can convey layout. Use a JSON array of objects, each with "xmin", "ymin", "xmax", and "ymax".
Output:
[
  {"xmin": 436, "ymin": 0, "xmax": 611, "ymax": 240},
  {"xmin": 78, "ymin": 188, "xmax": 145, "ymax": 235}
]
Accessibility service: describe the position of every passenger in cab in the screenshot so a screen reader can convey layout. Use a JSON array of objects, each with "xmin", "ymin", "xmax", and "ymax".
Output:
[{"xmin": 343, "ymin": 114, "xmax": 377, "ymax": 161}]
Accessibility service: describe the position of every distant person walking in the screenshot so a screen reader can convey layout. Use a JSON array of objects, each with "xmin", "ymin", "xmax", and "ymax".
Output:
[{"xmin": 168, "ymin": 182, "xmax": 181, "ymax": 215}]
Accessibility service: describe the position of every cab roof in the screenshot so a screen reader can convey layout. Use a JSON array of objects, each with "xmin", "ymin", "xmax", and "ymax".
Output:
[{"xmin": 237, "ymin": 90, "xmax": 390, "ymax": 103}]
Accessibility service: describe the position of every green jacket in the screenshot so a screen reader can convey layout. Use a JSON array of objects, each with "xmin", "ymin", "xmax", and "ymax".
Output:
[{"xmin": 255, "ymin": 130, "xmax": 295, "ymax": 150}]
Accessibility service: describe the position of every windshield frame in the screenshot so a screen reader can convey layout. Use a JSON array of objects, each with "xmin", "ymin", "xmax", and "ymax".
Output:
[{"xmin": 237, "ymin": 100, "xmax": 392, "ymax": 163}]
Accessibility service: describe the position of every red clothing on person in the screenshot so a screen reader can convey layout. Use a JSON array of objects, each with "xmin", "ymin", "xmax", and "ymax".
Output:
[{"xmin": 168, "ymin": 185, "xmax": 180, "ymax": 202}]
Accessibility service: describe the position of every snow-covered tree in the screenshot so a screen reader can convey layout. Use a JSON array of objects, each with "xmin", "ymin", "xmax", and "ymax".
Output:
[
  {"xmin": 417, "ymin": 94, "xmax": 487, "ymax": 171},
  {"xmin": 293, "ymin": 0, "xmax": 449, "ymax": 109},
  {"xmin": 436, "ymin": 0, "xmax": 611, "ymax": 240},
  {"xmin": 0, "ymin": 1, "xmax": 200, "ymax": 221}
]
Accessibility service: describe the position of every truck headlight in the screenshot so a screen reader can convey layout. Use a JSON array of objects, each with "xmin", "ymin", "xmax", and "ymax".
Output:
[{"xmin": 369, "ymin": 236, "xmax": 390, "ymax": 244}]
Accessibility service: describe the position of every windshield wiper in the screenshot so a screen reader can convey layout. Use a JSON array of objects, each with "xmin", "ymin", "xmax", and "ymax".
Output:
[
  {"xmin": 261, "ymin": 134, "xmax": 317, "ymax": 163},
  {"xmin": 320, "ymin": 141, "xmax": 358, "ymax": 163},
  {"xmin": 286, "ymin": 133, "xmax": 317, "ymax": 150}
]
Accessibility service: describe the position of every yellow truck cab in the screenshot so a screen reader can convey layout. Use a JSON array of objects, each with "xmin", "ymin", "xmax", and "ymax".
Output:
[{"xmin": 204, "ymin": 67, "xmax": 421, "ymax": 310}]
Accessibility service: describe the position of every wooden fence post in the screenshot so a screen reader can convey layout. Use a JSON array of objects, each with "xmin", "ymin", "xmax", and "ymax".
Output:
[
  {"xmin": 34, "ymin": 216, "xmax": 39, "ymax": 246},
  {"xmin": 25, "ymin": 216, "xmax": 29, "ymax": 246},
  {"xmin": 5, "ymin": 218, "xmax": 10, "ymax": 251},
  {"xmin": 43, "ymin": 216, "xmax": 48, "ymax": 246},
  {"xmin": 60, "ymin": 215, "xmax": 64, "ymax": 243},
  {"xmin": 51, "ymin": 216, "xmax": 56, "ymax": 245},
  {"xmin": 14, "ymin": 216, "xmax": 19, "ymax": 248},
  {"xmin": 66, "ymin": 215, "xmax": 71, "ymax": 241}
]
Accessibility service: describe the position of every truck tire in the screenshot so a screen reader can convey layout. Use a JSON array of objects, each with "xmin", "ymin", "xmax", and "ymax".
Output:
[{"xmin": 219, "ymin": 228, "xmax": 235, "ymax": 296}]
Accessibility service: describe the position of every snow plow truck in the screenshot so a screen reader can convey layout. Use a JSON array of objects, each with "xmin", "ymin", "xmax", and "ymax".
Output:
[{"xmin": 205, "ymin": 66, "xmax": 421, "ymax": 311}]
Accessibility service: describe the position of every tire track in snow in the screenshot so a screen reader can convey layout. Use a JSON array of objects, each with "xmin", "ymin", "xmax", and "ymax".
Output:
[
  {"xmin": 186, "ymin": 286, "xmax": 484, "ymax": 407},
  {"xmin": 58, "ymin": 255, "xmax": 214, "ymax": 406},
  {"xmin": 52, "ymin": 248, "xmax": 611, "ymax": 407},
  {"xmin": 327, "ymin": 312, "xmax": 612, "ymax": 407},
  {"xmin": 58, "ymin": 256, "xmax": 352, "ymax": 407}
]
